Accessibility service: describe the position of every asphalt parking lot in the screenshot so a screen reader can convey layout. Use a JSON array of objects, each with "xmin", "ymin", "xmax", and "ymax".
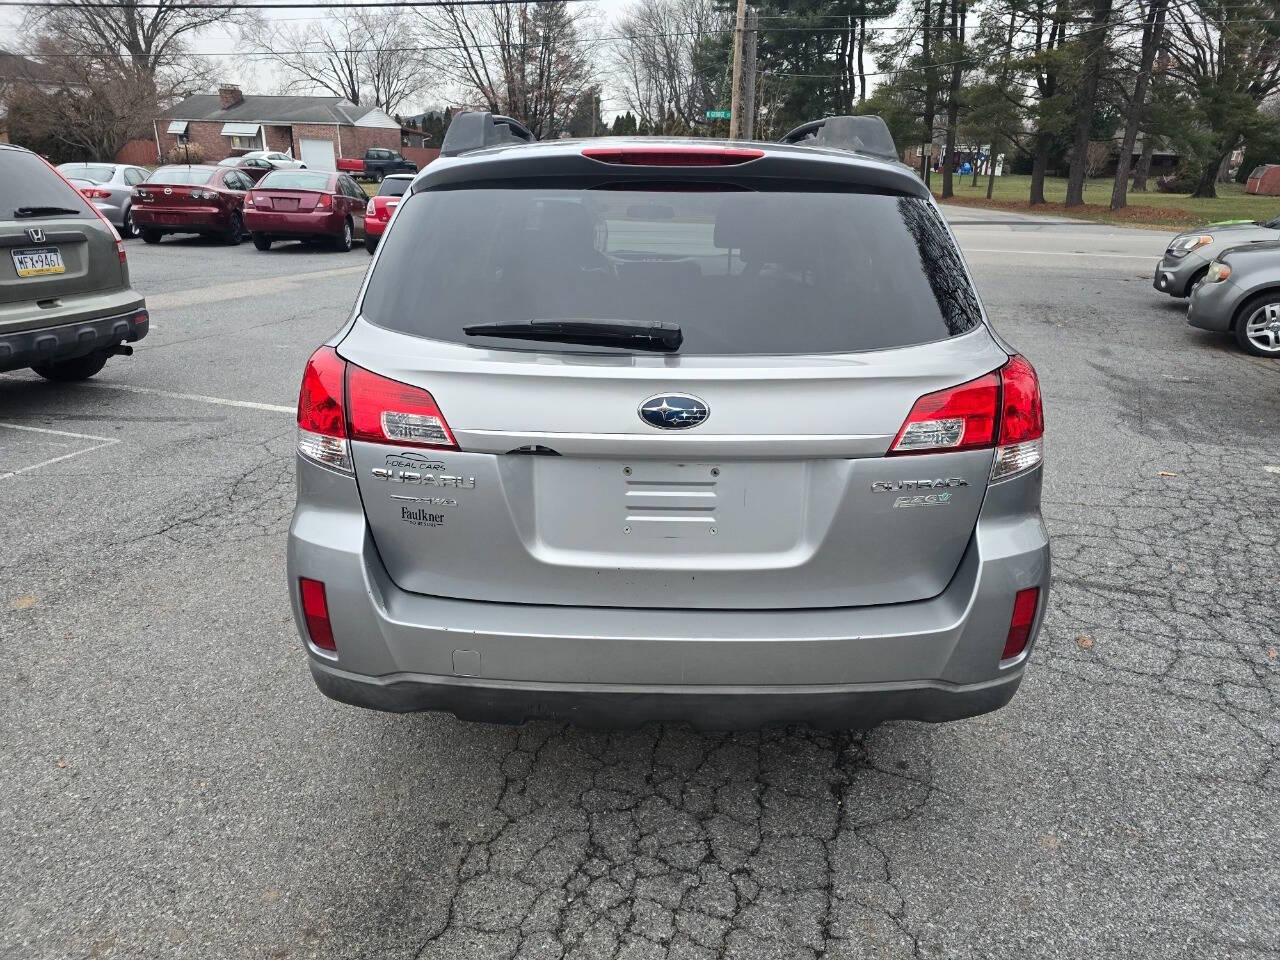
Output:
[{"xmin": 2, "ymin": 213, "xmax": 1278, "ymax": 960}]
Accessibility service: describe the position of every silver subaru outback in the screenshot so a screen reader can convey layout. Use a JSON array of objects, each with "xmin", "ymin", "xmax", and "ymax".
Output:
[{"xmin": 287, "ymin": 113, "xmax": 1050, "ymax": 729}]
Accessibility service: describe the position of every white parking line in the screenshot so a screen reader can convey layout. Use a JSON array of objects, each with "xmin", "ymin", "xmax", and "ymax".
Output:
[
  {"xmin": 962, "ymin": 247, "xmax": 1154, "ymax": 260},
  {"xmin": 0, "ymin": 422, "xmax": 120, "ymax": 480},
  {"xmin": 78, "ymin": 381, "xmax": 294, "ymax": 413}
]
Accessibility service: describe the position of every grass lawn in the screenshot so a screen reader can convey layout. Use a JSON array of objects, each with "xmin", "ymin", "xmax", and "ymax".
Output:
[{"xmin": 933, "ymin": 174, "xmax": 1280, "ymax": 229}]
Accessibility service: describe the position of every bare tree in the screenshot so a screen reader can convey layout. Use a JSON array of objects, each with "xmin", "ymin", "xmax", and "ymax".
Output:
[
  {"xmin": 416, "ymin": 1, "xmax": 593, "ymax": 139},
  {"xmin": 244, "ymin": 6, "xmax": 431, "ymax": 114},
  {"xmin": 611, "ymin": 0, "xmax": 730, "ymax": 133}
]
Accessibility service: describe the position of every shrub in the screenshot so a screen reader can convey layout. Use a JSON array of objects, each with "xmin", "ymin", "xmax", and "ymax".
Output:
[
  {"xmin": 167, "ymin": 142, "xmax": 205, "ymax": 164},
  {"xmin": 1156, "ymin": 173, "xmax": 1197, "ymax": 194}
]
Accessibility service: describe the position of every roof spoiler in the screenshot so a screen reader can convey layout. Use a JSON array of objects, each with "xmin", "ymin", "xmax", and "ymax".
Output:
[
  {"xmin": 441, "ymin": 111, "xmax": 536, "ymax": 157},
  {"xmin": 778, "ymin": 115, "xmax": 899, "ymax": 164}
]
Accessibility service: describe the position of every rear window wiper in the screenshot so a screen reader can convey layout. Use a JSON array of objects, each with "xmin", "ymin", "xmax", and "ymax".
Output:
[
  {"xmin": 13, "ymin": 206, "xmax": 82, "ymax": 218},
  {"xmin": 463, "ymin": 318, "xmax": 683, "ymax": 352}
]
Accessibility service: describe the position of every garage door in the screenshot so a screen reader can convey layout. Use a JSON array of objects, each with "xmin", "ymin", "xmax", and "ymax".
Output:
[{"xmin": 299, "ymin": 138, "xmax": 336, "ymax": 172}]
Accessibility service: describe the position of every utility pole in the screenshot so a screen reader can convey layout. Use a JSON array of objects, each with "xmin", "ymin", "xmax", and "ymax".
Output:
[
  {"xmin": 741, "ymin": 7, "xmax": 758, "ymax": 139},
  {"xmin": 728, "ymin": 0, "xmax": 748, "ymax": 138}
]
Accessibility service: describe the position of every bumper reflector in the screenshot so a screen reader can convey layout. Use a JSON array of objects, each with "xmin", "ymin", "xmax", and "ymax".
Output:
[
  {"xmin": 1002, "ymin": 587, "xmax": 1040, "ymax": 661},
  {"xmin": 299, "ymin": 577, "xmax": 336, "ymax": 651}
]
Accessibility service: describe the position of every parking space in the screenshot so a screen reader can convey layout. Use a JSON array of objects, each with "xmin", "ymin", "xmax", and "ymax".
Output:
[{"xmin": 1, "ymin": 212, "xmax": 1277, "ymax": 960}]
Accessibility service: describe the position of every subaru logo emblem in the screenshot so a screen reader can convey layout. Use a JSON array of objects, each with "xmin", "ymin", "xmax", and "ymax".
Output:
[
  {"xmin": 25, "ymin": 228, "xmax": 45, "ymax": 243},
  {"xmin": 638, "ymin": 393, "xmax": 709, "ymax": 430}
]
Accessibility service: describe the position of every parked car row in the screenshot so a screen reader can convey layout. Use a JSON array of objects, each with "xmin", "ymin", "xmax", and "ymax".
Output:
[
  {"xmin": 117, "ymin": 164, "xmax": 374, "ymax": 251},
  {"xmin": 1154, "ymin": 217, "xmax": 1280, "ymax": 356}
]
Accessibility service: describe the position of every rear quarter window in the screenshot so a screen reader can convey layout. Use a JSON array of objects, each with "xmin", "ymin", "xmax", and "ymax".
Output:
[{"xmin": 361, "ymin": 185, "xmax": 983, "ymax": 355}]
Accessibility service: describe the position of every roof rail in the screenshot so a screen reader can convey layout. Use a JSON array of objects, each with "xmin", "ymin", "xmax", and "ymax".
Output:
[
  {"xmin": 440, "ymin": 111, "xmax": 536, "ymax": 157},
  {"xmin": 778, "ymin": 115, "xmax": 899, "ymax": 164}
]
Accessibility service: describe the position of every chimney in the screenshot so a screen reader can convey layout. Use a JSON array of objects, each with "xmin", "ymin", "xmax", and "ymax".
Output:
[{"xmin": 219, "ymin": 84, "xmax": 243, "ymax": 110}]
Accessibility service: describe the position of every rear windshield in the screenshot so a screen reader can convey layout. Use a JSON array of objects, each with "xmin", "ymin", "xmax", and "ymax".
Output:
[
  {"xmin": 150, "ymin": 166, "xmax": 215, "ymax": 185},
  {"xmin": 58, "ymin": 163, "xmax": 115, "ymax": 183},
  {"xmin": 361, "ymin": 187, "xmax": 982, "ymax": 355},
  {"xmin": 377, "ymin": 178, "xmax": 412, "ymax": 198},
  {"xmin": 0, "ymin": 150, "xmax": 95, "ymax": 220},
  {"xmin": 259, "ymin": 170, "xmax": 331, "ymax": 191}
]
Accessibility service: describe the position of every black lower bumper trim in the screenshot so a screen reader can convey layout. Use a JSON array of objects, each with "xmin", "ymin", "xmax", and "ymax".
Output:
[
  {"xmin": 0, "ymin": 306, "xmax": 148, "ymax": 373},
  {"xmin": 309, "ymin": 662, "xmax": 1023, "ymax": 731}
]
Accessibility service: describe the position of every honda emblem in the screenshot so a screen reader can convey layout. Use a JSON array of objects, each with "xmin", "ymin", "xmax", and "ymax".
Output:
[{"xmin": 25, "ymin": 228, "xmax": 45, "ymax": 243}]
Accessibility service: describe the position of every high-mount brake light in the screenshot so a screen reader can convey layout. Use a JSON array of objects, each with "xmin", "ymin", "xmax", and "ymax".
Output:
[
  {"xmin": 889, "ymin": 355, "xmax": 1044, "ymax": 481},
  {"xmin": 582, "ymin": 146, "xmax": 765, "ymax": 166},
  {"xmin": 296, "ymin": 346, "xmax": 352, "ymax": 472},
  {"xmin": 347, "ymin": 366, "xmax": 457, "ymax": 450}
]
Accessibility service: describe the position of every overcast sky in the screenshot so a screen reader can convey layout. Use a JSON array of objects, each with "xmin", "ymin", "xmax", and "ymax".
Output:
[{"xmin": 176, "ymin": 0, "xmax": 634, "ymax": 117}]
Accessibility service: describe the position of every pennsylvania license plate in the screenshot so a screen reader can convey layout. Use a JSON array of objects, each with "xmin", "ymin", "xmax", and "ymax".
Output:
[{"xmin": 12, "ymin": 247, "xmax": 65, "ymax": 277}]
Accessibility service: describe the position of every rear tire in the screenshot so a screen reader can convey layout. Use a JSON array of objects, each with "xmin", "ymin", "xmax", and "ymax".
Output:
[
  {"xmin": 334, "ymin": 218, "xmax": 353, "ymax": 252},
  {"xmin": 364, "ymin": 235, "xmax": 377, "ymax": 254},
  {"xmin": 121, "ymin": 208, "xmax": 140, "ymax": 239},
  {"xmin": 141, "ymin": 229, "xmax": 162, "ymax": 244},
  {"xmin": 1233, "ymin": 292, "xmax": 1280, "ymax": 357},
  {"xmin": 223, "ymin": 212, "xmax": 244, "ymax": 245},
  {"xmin": 252, "ymin": 234, "xmax": 272, "ymax": 251},
  {"xmin": 32, "ymin": 350, "xmax": 110, "ymax": 382},
  {"xmin": 374, "ymin": 170, "xmax": 384, "ymax": 183}
]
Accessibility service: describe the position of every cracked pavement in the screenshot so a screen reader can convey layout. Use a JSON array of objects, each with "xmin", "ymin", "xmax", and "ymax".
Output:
[{"xmin": 1, "ymin": 213, "xmax": 1277, "ymax": 959}]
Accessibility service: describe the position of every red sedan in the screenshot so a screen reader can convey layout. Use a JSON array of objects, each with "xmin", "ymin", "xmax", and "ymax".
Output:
[
  {"xmin": 244, "ymin": 170, "xmax": 367, "ymax": 252},
  {"xmin": 132, "ymin": 165, "xmax": 254, "ymax": 245},
  {"xmin": 363, "ymin": 173, "xmax": 413, "ymax": 253}
]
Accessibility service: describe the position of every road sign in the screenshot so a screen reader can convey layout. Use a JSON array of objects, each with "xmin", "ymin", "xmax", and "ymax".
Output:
[{"xmin": 706, "ymin": 110, "xmax": 731, "ymax": 120}]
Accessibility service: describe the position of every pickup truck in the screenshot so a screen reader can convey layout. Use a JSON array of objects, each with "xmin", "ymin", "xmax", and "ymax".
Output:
[{"xmin": 336, "ymin": 148, "xmax": 418, "ymax": 181}]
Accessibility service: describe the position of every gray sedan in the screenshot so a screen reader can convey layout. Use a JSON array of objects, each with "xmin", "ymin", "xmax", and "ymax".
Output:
[
  {"xmin": 56, "ymin": 162, "xmax": 151, "ymax": 238},
  {"xmin": 1153, "ymin": 217, "xmax": 1280, "ymax": 297},
  {"xmin": 1187, "ymin": 239, "xmax": 1280, "ymax": 356}
]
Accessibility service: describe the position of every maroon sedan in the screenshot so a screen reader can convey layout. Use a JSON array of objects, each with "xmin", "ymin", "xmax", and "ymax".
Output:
[
  {"xmin": 132, "ymin": 165, "xmax": 253, "ymax": 245},
  {"xmin": 244, "ymin": 170, "xmax": 367, "ymax": 252}
]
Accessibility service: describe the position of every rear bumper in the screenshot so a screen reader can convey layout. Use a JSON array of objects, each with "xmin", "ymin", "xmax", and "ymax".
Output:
[
  {"xmin": 309, "ymin": 660, "xmax": 1022, "ymax": 729},
  {"xmin": 288, "ymin": 461, "xmax": 1050, "ymax": 728},
  {"xmin": 0, "ymin": 304, "xmax": 148, "ymax": 373},
  {"xmin": 245, "ymin": 209, "xmax": 343, "ymax": 236},
  {"xmin": 365, "ymin": 218, "xmax": 388, "ymax": 238},
  {"xmin": 133, "ymin": 207, "xmax": 228, "ymax": 232}
]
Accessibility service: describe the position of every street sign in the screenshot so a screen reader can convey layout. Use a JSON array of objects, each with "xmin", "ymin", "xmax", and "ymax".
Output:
[{"xmin": 706, "ymin": 110, "xmax": 731, "ymax": 120}]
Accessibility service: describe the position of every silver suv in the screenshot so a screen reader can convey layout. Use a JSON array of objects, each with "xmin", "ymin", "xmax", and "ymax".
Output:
[
  {"xmin": 1, "ymin": 145, "xmax": 148, "ymax": 380},
  {"xmin": 287, "ymin": 113, "xmax": 1049, "ymax": 729}
]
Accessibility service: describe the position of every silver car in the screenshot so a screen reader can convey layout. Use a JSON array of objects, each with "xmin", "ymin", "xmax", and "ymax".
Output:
[
  {"xmin": 1153, "ymin": 217, "xmax": 1280, "ymax": 297},
  {"xmin": 239, "ymin": 150, "xmax": 306, "ymax": 170},
  {"xmin": 56, "ymin": 162, "xmax": 151, "ymax": 238},
  {"xmin": 286, "ymin": 113, "xmax": 1051, "ymax": 729},
  {"xmin": 1187, "ymin": 240, "xmax": 1280, "ymax": 356}
]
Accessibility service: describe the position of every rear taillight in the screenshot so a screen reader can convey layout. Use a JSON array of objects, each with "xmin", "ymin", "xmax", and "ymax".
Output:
[
  {"xmin": 244, "ymin": 192, "xmax": 255, "ymax": 206},
  {"xmin": 347, "ymin": 365, "xmax": 457, "ymax": 450},
  {"xmin": 296, "ymin": 348, "xmax": 458, "ymax": 469},
  {"xmin": 889, "ymin": 372, "xmax": 999, "ymax": 455},
  {"xmin": 297, "ymin": 346, "xmax": 352, "ymax": 472},
  {"xmin": 583, "ymin": 146, "xmax": 765, "ymax": 166},
  {"xmin": 991, "ymin": 355, "xmax": 1044, "ymax": 481},
  {"xmin": 889, "ymin": 355, "xmax": 1043, "ymax": 481},
  {"xmin": 81, "ymin": 187, "xmax": 110, "ymax": 199},
  {"xmin": 316, "ymin": 193, "xmax": 332, "ymax": 209},
  {"xmin": 365, "ymin": 199, "xmax": 375, "ymax": 216},
  {"xmin": 1002, "ymin": 587, "xmax": 1040, "ymax": 661},
  {"xmin": 299, "ymin": 577, "xmax": 336, "ymax": 651}
]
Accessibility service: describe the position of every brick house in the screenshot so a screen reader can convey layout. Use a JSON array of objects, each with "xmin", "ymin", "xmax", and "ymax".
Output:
[{"xmin": 154, "ymin": 85, "xmax": 401, "ymax": 170}]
